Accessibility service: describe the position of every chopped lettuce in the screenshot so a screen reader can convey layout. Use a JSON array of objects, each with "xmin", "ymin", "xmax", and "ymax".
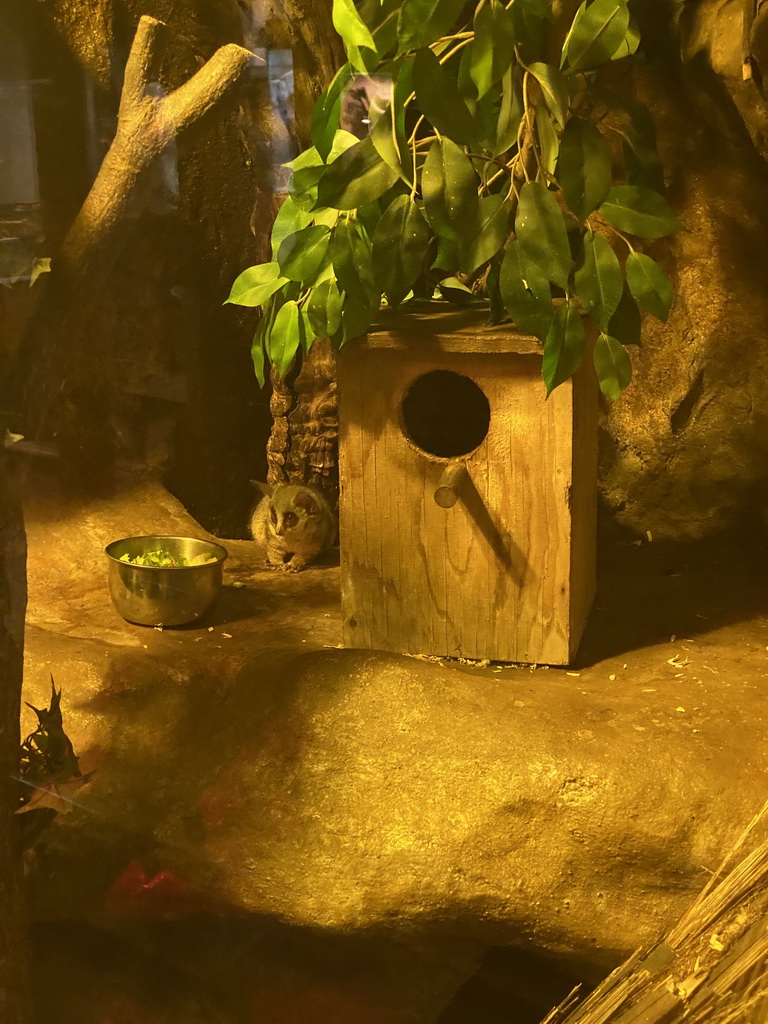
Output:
[{"xmin": 118, "ymin": 549, "xmax": 217, "ymax": 568}]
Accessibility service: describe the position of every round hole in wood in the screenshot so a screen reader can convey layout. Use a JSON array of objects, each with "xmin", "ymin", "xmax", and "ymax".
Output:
[{"xmin": 400, "ymin": 370, "xmax": 490, "ymax": 458}]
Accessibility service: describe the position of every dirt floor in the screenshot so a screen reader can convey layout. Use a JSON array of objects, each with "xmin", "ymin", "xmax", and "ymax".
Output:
[{"xmin": 19, "ymin": 476, "xmax": 768, "ymax": 1024}]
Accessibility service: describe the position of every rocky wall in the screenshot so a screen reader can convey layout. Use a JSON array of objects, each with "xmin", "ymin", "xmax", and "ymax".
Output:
[{"xmin": 600, "ymin": 4, "xmax": 768, "ymax": 539}]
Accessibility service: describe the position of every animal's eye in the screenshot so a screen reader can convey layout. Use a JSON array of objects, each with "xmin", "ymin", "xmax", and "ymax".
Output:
[{"xmin": 284, "ymin": 512, "xmax": 297, "ymax": 526}]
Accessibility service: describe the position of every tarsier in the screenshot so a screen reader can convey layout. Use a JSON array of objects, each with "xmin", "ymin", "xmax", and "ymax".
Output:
[{"xmin": 249, "ymin": 483, "xmax": 336, "ymax": 572}]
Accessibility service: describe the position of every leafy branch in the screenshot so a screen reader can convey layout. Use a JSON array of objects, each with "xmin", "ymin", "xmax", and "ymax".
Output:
[
  {"xmin": 227, "ymin": 0, "xmax": 682, "ymax": 399},
  {"xmin": 17, "ymin": 678, "xmax": 89, "ymax": 851}
]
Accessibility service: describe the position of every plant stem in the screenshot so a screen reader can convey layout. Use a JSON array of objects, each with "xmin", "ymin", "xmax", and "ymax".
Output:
[
  {"xmin": 589, "ymin": 214, "xmax": 636, "ymax": 253},
  {"xmin": 407, "ymin": 113, "xmax": 426, "ymax": 146},
  {"xmin": 435, "ymin": 32, "xmax": 474, "ymax": 42},
  {"xmin": 466, "ymin": 151, "xmax": 510, "ymax": 171},
  {"xmin": 486, "ymin": 166, "xmax": 507, "ymax": 188},
  {"xmin": 438, "ymin": 35, "xmax": 474, "ymax": 65}
]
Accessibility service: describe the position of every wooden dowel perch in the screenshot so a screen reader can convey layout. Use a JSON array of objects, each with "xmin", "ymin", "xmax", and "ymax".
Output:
[{"xmin": 434, "ymin": 460, "xmax": 468, "ymax": 508}]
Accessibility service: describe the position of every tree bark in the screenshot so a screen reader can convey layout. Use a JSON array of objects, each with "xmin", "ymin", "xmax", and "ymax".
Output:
[
  {"xmin": 0, "ymin": 453, "xmax": 31, "ymax": 1024},
  {"xmin": 260, "ymin": 0, "xmax": 344, "ymax": 499}
]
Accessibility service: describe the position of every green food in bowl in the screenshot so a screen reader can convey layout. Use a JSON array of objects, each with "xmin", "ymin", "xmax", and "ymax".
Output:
[
  {"xmin": 106, "ymin": 535, "xmax": 228, "ymax": 626},
  {"xmin": 118, "ymin": 549, "xmax": 217, "ymax": 568}
]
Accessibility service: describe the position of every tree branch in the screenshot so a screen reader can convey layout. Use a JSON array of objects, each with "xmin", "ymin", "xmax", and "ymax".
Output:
[
  {"xmin": 119, "ymin": 14, "xmax": 163, "ymax": 117},
  {"xmin": 162, "ymin": 43, "xmax": 259, "ymax": 137}
]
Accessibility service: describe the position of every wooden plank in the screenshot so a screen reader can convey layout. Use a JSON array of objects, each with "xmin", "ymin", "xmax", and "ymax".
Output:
[
  {"xmin": 367, "ymin": 305, "xmax": 541, "ymax": 354},
  {"xmin": 337, "ymin": 327, "xmax": 596, "ymax": 665},
  {"xmin": 568, "ymin": 342, "xmax": 598, "ymax": 659}
]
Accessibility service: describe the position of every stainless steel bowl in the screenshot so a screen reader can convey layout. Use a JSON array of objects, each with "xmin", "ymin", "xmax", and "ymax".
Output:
[{"xmin": 105, "ymin": 535, "xmax": 228, "ymax": 627}]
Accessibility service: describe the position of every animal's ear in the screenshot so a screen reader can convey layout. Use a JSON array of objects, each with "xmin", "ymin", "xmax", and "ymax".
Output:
[
  {"xmin": 294, "ymin": 490, "xmax": 319, "ymax": 515},
  {"xmin": 250, "ymin": 480, "xmax": 272, "ymax": 497}
]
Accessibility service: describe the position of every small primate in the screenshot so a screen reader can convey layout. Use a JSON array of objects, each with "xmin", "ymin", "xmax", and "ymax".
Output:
[{"xmin": 249, "ymin": 482, "xmax": 336, "ymax": 572}]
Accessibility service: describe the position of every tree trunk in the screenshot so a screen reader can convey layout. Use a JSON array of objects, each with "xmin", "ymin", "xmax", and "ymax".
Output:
[
  {"xmin": 0, "ymin": 14, "xmax": 257, "ymax": 1018},
  {"xmin": 0, "ymin": 453, "xmax": 31, "ymax": 1024},
  {"xmin": 239, "ymin": 0, "xmax": 345, "ymax": 499},
  {"xmin": 19, "ymin": 16, "xmax": 256, "ymax": 460}
]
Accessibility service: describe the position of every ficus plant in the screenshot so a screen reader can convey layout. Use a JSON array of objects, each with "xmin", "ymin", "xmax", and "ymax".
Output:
[{"xmin": 227, "ymin": 0, "xmax": 680, "ymax": 399}]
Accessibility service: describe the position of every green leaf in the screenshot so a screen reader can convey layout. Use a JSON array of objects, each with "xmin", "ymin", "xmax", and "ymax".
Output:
[
  {"xmin": 611, "ymin": 16, "xmax": 640, "ymax": 60},
  {"xmin": 373, "ymin": 194, "xmax": 431, "ymax": 306},
  {"xmin": 542, "ymin": 299, "xmax": 585, "ymax": 395},
  {"xmin": 364, "ymin": 0, "xmax": 401, "ymax": 56},
  {"xmin": 333, "ymin": 0, "xmax": 376, "ymax": 52},
  {"xmin": 433, "ymin": 235, "xmax": 461, "ymax": 274},
  {"xmin": 271, "ymin": 196, "xmax": 313, "ymax": 256},
  {"xmin": 460, "ymin": 194, "xmax": 511, "ymax": 274},
  {"xmin": 225, "ymin": 262, "xmax": 288, "ymax": 307},
  {"xmin": 269, "ymin": 300, "xmax": 305, "ymax": 377},
  {"xmin": 251, "ymin": 327, "xmax": 266, "ymax": 387},
  {"xmin": 622, "ymin": 135, "xmax": 664, "ymax": 192},
  {"xmin": 422, "ymin": 138, "xmax": 479, "ymax": 240},
  {"xmin": 346, "ymin": 43, "xmax": 379, "ymax": 74},
  {"xmin": 499, "ymin": 240, "xmax": 553, "ymax": 340},
  {"xmin": 458, "ymin": 42, "xmax": 477, "ymax": 99},
  {"xmin": 625, "ymin": 251, "xmax": 673, "ymax": 322},
  {"xmin": 593, "ymin": 332, "xmax": 632, "ymax": 399},
  {"xmin": 494, "ymin": 65, "xmax": 524, "ymax": 155},
  {"xmin": 328, "ymin": 129, "xmax": 363, "ymax": 161},
  {"xmin": 473, "ymin": 88, "xmax": 505, "ymax": 150},
  {"xmin": 557, "ymin": 118, "xmax": 612, "ymax": 222},
  {"xmin": 470, "ymin": 0, "xmax": 516, "ymax": 98},
  {"xmin": 511, "ymin": 0, "xmax": 550, "ymax": 62},
  {"xmin": 317, "ymin": 136, "xmax": 399, "ymax": 210},
  {"xmin": 340, "ymin": 291, "xmax": 376, "ymax": 342},
  {"xmin": 413, "ymin": 47, "xmax": 477, "ymax": 147},
  {"xmin": 608, "ymin": 290, "xmax": 642, "ymax": 346},
  {"xmin": 535, "ymin": 105, "xmax": 559, "ymax": 179},
  {"xmin": 299, "ymin": 306, "xmax": 316, "ymax": 353},
  {"xmin": 286, "ymin": 141, "xmax": 358, "ymax": 198},
  {"xmin": 397, "ymin": 0, "xmax": 467, "ymax": 53},
  {"xmin": 331, "ymin": 217, "xmax": 377, "ymax": 302},
  {"xmin": 311, "ymin": 65, "xmax": 354, "ymax": 160},
  {"xmin": 561, "ymin": 0, "xmax": 630, "ymax": 72},
  {"xmin": 527, "ymin": 62, "xmax": 570, "ymax": 129},
  {"xmin": 599, "ymin": 185, "xmax": 682, "ymax": 239},
  {"xmin": 486, "ymin": 255, "xmax": 506, "ymax": 323},
  {"xmin": 313, "ymin": 207, "xmax": 340, "ymax": 230},
  {"xmin": 574, "ymin": 231, "xmax": 622, "ymax": 330},
  {"xmin": 438, "ymin": 276, "xmax": 475, "ymax": 304},
  {"xmin": 277, "ymin": 225, "xmax": 331, "ymax": 283},
  {"xmin": 515, "ymin": 181, "xmax": 572, "ymax": 289},
  {"xmin": 308, "ymin": 278, "xmax": 344, "ymax": 339},
  {"xmin": 370, "ymin": 100, "xmax": 412, "ymax": 184}
]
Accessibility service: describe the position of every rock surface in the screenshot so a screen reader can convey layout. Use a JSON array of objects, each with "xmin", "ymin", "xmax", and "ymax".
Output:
[
  {"xmin": 20, "ymin": 479, "xmax": 768, "ymax": 1023},
  {"xmin": 600, "ymin": 52, "xmax": 768, "ymax": 540}
]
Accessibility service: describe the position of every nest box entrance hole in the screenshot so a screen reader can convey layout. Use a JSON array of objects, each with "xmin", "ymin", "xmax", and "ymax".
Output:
[{"xmin": 400, "ymin": 370, "xmax": 491, "ymax": 459}]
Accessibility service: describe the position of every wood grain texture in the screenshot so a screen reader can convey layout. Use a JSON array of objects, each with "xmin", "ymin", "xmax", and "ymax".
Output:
[{"xmin": 337, "ymin": 317, "xmax": 597, "ymax": 665}]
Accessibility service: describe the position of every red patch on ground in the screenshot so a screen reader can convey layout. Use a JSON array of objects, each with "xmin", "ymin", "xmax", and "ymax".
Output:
[{"xmin": 104, "ymin": 859, "xmax": 222, "ymax": 917}]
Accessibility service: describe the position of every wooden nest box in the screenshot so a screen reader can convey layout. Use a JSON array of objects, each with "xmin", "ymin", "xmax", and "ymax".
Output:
[{"xmin": 337, "ymin": 308, "xmax": 598, "ymax": 666}]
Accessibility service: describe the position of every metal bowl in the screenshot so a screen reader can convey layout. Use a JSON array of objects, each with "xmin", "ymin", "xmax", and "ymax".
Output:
[{"xmin": 105, "ymin": 535, "xmax": 228, "ymax": 627}]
